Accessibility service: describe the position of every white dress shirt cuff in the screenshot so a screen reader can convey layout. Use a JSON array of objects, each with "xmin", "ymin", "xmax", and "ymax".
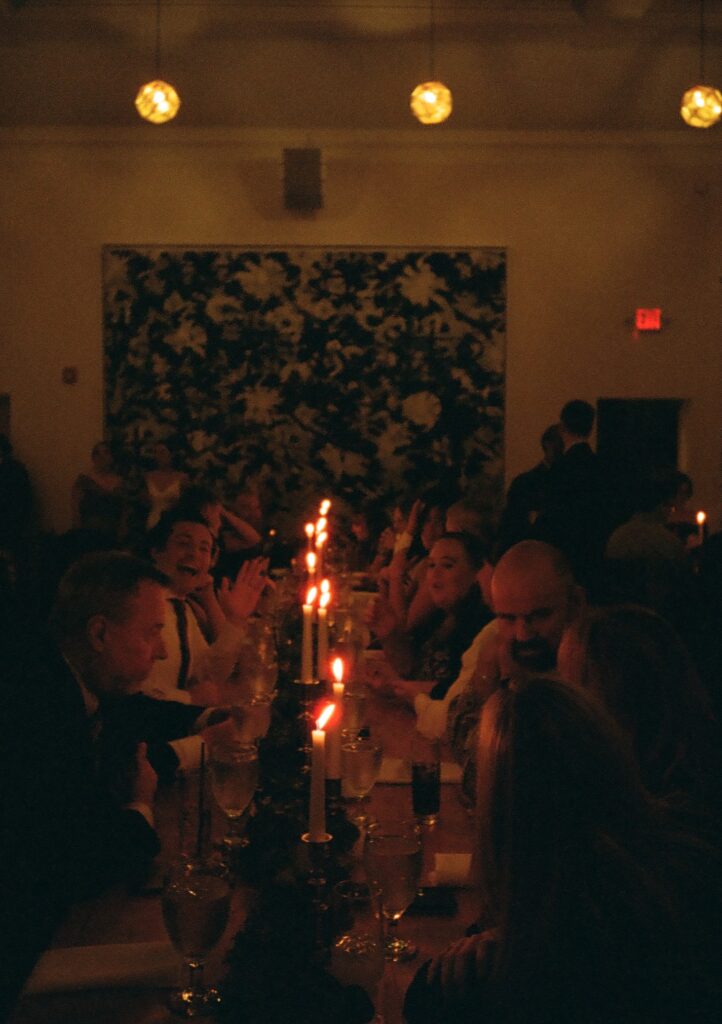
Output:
[{"xmin": 169, "ymin": 735, "xmax": 205, "ymax": 775}]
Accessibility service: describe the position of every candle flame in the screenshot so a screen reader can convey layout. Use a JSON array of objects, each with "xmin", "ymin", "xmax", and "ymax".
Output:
[
  {"xmin": 305, "ymin": 522, "xmax": 315, "ymax": 539},
  {"xmin": 320, "ymin": 577, "xmax": 330, "ymax": 594},
  {"xmin": 319, "ymin": 591, "xmax": 331, "ymax": 610},
  {"xmin": 305, "ymin": 586, "xmax": 318, "ymax": 606},
  {"xmin": 316, "ymin": 531, "xmax": 328, "ymax": 548},
  {"xmin": 696, "ymin": 510, "xmax": 706, "ymax": 526},
  {"xmin": 319, "ymin": 499, "xmax": 331, "ymax": 515},
  {"xmin": 306, "ymin": 551, "xmax": 317, "ymax": 571},
  {"xmin": 316, "ymin": 703, "xmax": 335, "ymax": 730},
  {"xmin": 316, "ymin": 517, "xmax": 327, "ymax": 533},
  {"xmin": 332, "ymin": 657, "xmax": 344, "ymax": 683}
]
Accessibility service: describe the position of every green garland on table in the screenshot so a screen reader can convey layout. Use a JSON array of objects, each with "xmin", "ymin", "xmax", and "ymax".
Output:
[{"xmin": 218, "ymin": 656, "xmax": 373, "ymax": 1024}]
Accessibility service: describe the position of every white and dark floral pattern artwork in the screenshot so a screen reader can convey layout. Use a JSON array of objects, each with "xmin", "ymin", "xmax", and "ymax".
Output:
[{"xmin": 103, "ymin": 246, "xmax": 506, "ymax": 523}]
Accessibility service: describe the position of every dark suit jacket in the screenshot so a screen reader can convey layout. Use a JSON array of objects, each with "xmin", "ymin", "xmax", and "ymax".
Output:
[{"xmin": 0, "ymin": 634, "xmax": 201, "ymax": 1016}]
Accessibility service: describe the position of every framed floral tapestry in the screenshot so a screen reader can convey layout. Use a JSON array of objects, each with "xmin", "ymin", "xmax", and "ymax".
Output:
[{"xmin": 102, "ymin": 246, "xmax": 506, "ymax": 527}]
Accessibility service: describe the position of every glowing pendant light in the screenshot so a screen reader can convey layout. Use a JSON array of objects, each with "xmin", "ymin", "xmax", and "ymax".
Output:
[
  {"xmin": 135, "ymin": 0, "xmax": 180, "ymax": 124},
  {"xmin": 410, "ymin": 0, "xmax": 452, "ymax": 125},
  {"xmin": 680, "ymin": 0, "xmax": 721, "ymax": 128}
]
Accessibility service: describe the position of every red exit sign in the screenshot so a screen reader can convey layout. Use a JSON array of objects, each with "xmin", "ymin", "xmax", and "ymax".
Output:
[{"xmin": 635, "ymin": 308, "xmax": 662, "ymax": 331}]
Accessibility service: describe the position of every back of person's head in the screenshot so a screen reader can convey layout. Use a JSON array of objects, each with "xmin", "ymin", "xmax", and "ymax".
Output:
[
  {"xmin": 560, "ymin": 399, "xmax": 595, "ymax": 439},
  {"xmin": 559, "ymin": 604, "xmax": 716, "ymax": 797},
  {"xmin": 445, "ymin": 499, "xmax": 488, "ymax": 543},
  {"xmin": 50, "ymin": 551, "xmax": 167, "ymax": 642},
  {"xmin": 474, "ymin": 677, "xmax": 701, "ymax": 1020},
  {"xmin": 0, "ymin": 433, "xmax": 12, "ymax": 459},
  {"xmin": 540, "ymin": 423, "xmax": 563, "ymax": 462}
]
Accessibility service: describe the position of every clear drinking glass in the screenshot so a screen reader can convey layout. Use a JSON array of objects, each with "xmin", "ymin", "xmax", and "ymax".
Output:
[
  {"xmin": 247, "ymin": 620, "xmax": 279, "ymax": 704},
  {"xmin": 162, "ymin": 856, "xmax": 231, "ymax": 1016},
  {"xmin": 342, "ymin": 736, "xmax": 383, "ymax": 827},
  {"xmin": 331, "ymin": 881, "xmax": 385, "ymax": 1020},
  {"xmin": 364, "ymin": 819, "xmax": 423, "ymax": 962},
  {"xmin": 209, "ymin": 743, "xmax": 258, "ymax": 849},
  {"xmin": 342, "ymin": 686, "xmax": 369, "ymax": 741}
]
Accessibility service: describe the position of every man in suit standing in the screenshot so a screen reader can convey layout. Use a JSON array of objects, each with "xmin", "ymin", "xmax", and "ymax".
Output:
[
  {"xmin": 535, "ymin": 400, "xmax": 610, "ymax": 596},
  {"xmin": 0, "ymin": 552, "xmax": 211, "ymax": 1015}
]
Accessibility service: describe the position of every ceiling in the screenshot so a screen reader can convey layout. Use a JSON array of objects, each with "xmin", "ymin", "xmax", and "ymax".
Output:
[{"xmin": 1, "ymin": 1, "xmax": 721, "ymax": 131}]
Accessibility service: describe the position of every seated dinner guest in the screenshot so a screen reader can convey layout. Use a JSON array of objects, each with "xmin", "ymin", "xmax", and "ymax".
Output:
[
  {"xmin": 367, "ymin": 532, "xmax": 490, "ymax": 704},
  {"xmin": 142, "ymin": 438, "xmax": 188, "ymax": 529},
  {"xmin": 0, "ymin": 552, "xmax": 244, "ymax": 1014},
  {"xmin": 447, "ymin": 540, "xmax": 584, "ymax": 797},
  {"xmin": 404, "ymin": 678, "xmax": 722, "ymax": 1024},
  {"xmin": 0, "ymin": 553, "xmax": 212, "ymax": 1015},
  {"xmin": 558, "ymin": 604, "xmax": 722, "ymax": 829},
  {"xmin": 71, "ymin": 440, "xmax": 128, "ymax": 546},
  {"xmin": 144, "ymin": 509, "xmax": 268, "ymax": 705}
]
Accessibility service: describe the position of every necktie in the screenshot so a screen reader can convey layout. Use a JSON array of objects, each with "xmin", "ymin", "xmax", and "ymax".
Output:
[{"xmin": 171, "ymin": 598, "xmax": 191, "ymax": 690}]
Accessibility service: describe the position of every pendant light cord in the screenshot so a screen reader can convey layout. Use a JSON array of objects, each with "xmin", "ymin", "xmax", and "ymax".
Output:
[
  {"xmin": 155, "ymin": 0, "xmax": 161, "ymax": 78},
  {"xmin": 429, "ymin": 0, "xmax": 436, "ymax": 80},
  {"xmin": 699, "ymin": 0, "xmax": 705, "ymax": 82}
]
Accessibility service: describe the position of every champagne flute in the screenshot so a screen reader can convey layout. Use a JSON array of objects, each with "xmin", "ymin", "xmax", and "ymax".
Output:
[
  {"xmin": 364, "ymin": 819, "xmax": 422, "ymax": 962},
  {"xmin": 162, "ymin": 857, "xmax": 231, "ymax": 1016},
  {"xmin": 209, "ymin": 743, "xmax": 258, "ymax": 849},
  {"xmin": 247, "ymin": 620, "xmax": 279, "ymax": 704},
  {"xmin": 342, "ymin": 736, "xmax": 382, "ymax": 827}
]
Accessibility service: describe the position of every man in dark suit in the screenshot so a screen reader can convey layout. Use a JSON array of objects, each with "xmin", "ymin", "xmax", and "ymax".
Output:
[
  {"xmin": 0, "ymin": 551, "xmax": 225, "ymax": 1017},
  {"xmin": 535, "ymin": 400, "xmax": 610, "ymax": 596}
]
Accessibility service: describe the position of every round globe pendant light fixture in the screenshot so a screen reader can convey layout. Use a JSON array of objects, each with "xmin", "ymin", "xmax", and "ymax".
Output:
[
  {"xmin": 135, "ymin": 0, "xmax": 180, "ymax": 124},
  {"xmin": 410, "ymin": 81, "xmax": 453, "ymax": 125},
  {"xmin": 135, "ymin": 80, "xmax": 181, "ymax": 124},
  {"xmin": 410, "ymin": 0, "xmax": 452, "ymax": 125},
  {"xmin": 680, "ymin": 0, "xmax": 721, "ymax": 128}
]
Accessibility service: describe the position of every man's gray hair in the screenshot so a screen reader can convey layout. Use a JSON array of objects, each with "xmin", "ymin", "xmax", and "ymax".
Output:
[{"xmin": 50, "ymin": 551, "xmax": 168, "ymax": 640}]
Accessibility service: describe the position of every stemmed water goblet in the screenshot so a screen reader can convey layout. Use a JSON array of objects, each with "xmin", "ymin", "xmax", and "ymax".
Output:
[
  {"xmin": 363, "ymin": 819, "xmax": 423, "ymax": 962},
  {"xmin": 341, "ymin": 736, "xmax": 382, "ymax": 827},
  {"xmin": 209, "ymin": 743, "xmax": 258, "ymax": 850},
  {"xmin": 162, "ymin": 856, "xmax": 231, "ymax": 1016},
  {"xmin": 331, "ymin": 881, "xmax": 385, "ymax": 1022}
]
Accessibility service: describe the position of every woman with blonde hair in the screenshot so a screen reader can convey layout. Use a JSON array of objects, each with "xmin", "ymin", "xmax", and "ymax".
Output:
[{"xmin": 404, "ymin": 678, "xmax": 722, "ymax": 1024}]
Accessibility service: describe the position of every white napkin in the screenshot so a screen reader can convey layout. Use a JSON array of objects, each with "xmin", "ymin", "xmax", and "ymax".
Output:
[
  {"xmin": 377, "ymin": 757, "xmax": 462, "ymax": 785},
  {"xmin": 428, "ymin": 852, "xmax": 473, "ymax": 888},
  {"xmin": 24, "ymin": 941, "xmax": 179, "ymax": 994}
]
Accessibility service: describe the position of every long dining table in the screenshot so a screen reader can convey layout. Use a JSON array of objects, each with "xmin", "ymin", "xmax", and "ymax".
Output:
[{"xmin": 10, "ymin": 682, "xmax": 476, "ymax": 1024}]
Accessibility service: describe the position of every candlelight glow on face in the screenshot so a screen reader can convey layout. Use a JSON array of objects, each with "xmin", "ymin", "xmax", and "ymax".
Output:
[
  {"xmin": 305, "ymin": 586, "xmax": 318, "ymax": 607},
  {"xmin": 316, "ymin": 703, "xmax": 335, "ymax": 730},
  {"xmin": 332, "ymin": 657, "xmax": 345, "ymax": 684}
]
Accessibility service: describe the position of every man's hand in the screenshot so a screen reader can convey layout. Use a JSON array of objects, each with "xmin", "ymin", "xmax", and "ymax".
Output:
[
  {"xmin": 131, "ymin": 742, "xmax": 158, "ymax": 806},
  {"xmin": 217, "ymin": 557, "xmax": 269, "ymax": 625},
  {"xmin": 427, "ymin": 931, "xmax": 495, "ymax": 995}
]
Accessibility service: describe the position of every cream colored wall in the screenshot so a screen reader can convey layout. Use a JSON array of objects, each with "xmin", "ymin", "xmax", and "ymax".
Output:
[{"xmin": 1, "ymin": 127, "xmax": 720, "ymax": 532}]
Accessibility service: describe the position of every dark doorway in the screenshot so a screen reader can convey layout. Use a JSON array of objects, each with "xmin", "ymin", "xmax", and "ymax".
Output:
[{"xmin": 597, "ymin": 398, "xmax": 684, "ymax": 526}]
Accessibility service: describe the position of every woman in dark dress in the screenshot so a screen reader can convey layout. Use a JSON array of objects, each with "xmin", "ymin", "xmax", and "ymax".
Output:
[{"xmin": 404, "ymin": 678, "xmax": 722, "ymax": 1024}]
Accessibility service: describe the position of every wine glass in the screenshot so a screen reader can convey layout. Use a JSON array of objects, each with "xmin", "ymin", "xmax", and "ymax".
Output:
[
  {"xmin": 209, "ymin": 743, "xmax": 258, "ymax": 849},
  {"xmin": 342, "ymin": 736, "xmax": 382, "ymax": 827},
  {"xmin": 364, "ymin": 819, "xmax": 422, "ymax": 962},
  {"xmin": 331, "ymin": 881, "xmax": 385, "ymax": 1020},
  {"xmin": 341, "ymin": 685, "xmax": 369, "ymax": 741},
  {"xmin": 162, "ymin": 856, "xmax": 231, "ymax": 1016}
]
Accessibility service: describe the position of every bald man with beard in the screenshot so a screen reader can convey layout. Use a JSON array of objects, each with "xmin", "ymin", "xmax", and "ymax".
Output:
[{"xmin": 448, "ymin": 540, "xmax": 585, "ymax": 799}]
